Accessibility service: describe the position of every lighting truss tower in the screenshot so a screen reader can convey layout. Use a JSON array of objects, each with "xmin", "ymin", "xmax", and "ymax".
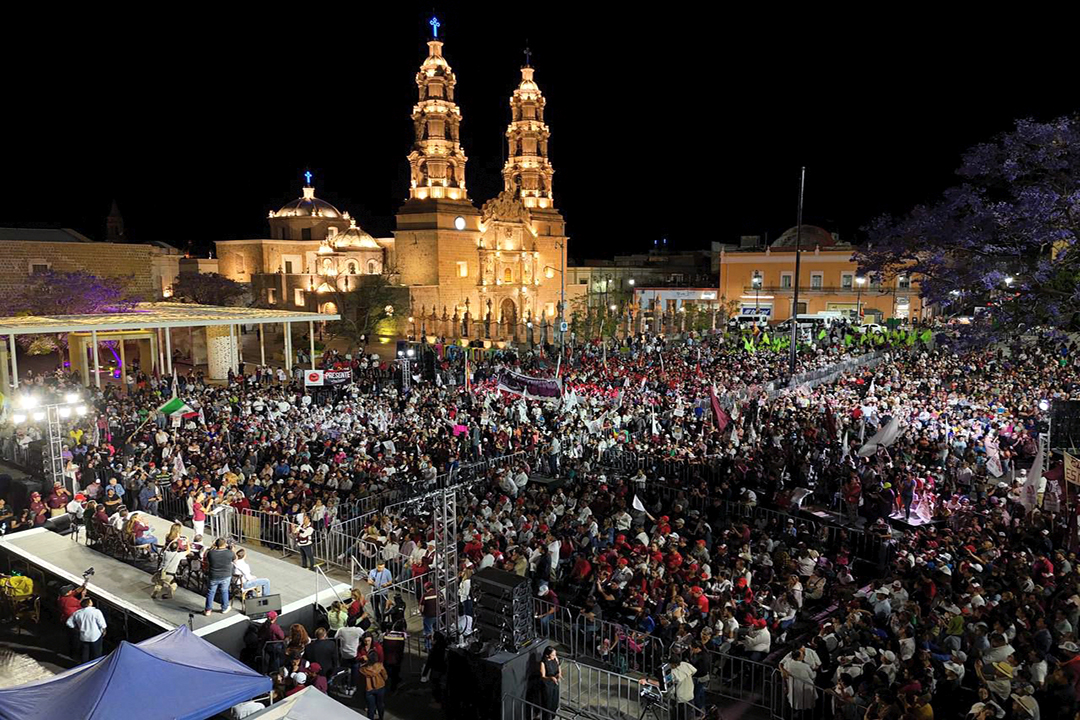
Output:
[
  {"xmin": 432, "ymin": 488, "xmax": 459, "ymax": 637},
  {"xmin": 45, "ymin": 405, "xmax": 66, "ymax": 490}
]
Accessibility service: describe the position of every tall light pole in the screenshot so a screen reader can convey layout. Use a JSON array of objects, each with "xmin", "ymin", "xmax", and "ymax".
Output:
[
  {"xmin": 788, "ymin": 167, "xmax": 806, "ymax": 379},
  {"xmin": 545, "ymin": 253, "xmax": 566, "ymax": 354},
  {"xmin": 855, "ymin": 275, "xmax": 866, "ymax": 322},
  {"xmin": 752, "ymin": 274, "xmax": 763, "ymax": 318},
  {"xmin": 556, "ymin": 240, "xmax": 566, "ymax": 354}
]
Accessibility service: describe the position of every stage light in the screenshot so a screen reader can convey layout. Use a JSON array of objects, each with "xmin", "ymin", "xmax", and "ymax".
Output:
[
  {"xmin": 12, "ymin": 414, "xmax": 26, "ymax": 424},
  {"xmin": 1039, "ymin": 399, "xmax": 1050, "ymax": 412},
  {"xmin": 65, "ymin": 392, "xmax": 79, "ymax": 404},
  {"xmin": 32, "ymin": 411, "xmax": 45, "ymax": 422},
  {"xmin": 76, "ymin": 405, "xmax": 88, "ymax": 416},
  {"xmin": 20, "ymin": 396, "xmax": 39, "ymax": 410},
  {"xmin": 59, "ymin": 407, "xmax": 71, "ymax": 418}
]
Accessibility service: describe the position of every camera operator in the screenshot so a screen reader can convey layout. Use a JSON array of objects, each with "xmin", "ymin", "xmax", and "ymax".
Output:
[
  {"xmin": 667, "ymin": 652, "xmax": 697, "ymax": 720},
  {"xmin": 66, "ymin": 596, "xmax": 107, "ymax": 662},
  {"xmin": 58, "ymin": 572, "xmax": 91, "ymax": 659}
]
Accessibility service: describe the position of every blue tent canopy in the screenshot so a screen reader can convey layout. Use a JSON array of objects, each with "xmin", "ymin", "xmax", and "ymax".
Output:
[{"xmin": 0, "ymin": 625, "xmax": 272, "ymax": 720}]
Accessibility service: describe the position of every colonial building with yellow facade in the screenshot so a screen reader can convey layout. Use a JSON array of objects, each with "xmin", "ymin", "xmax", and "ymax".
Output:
[
  {"xmin": 214, "ymin": 31, "xmax": 568, "ymax": 340},
  {"xmin": 718, "ymin": 226, "xmax": 924, "ymax": 324}
]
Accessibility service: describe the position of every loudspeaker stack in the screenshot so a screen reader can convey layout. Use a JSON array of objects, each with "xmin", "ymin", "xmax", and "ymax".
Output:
[{"xmin": 471, "ymin": 567, "xmax": 535, "ymax": 651}]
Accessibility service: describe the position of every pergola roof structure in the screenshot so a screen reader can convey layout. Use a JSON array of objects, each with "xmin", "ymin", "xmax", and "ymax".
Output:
[{"xmin": 0, "ymin": 302, "xmax": 340, "ymax": 336}]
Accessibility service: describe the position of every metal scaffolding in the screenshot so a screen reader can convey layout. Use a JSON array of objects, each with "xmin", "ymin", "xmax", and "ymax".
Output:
[
  {"xmin": 45, "ymin": 405, "xmax": 66, "ymax": 491},
  {"xmin": 432, "ymin": 487, "xmax": 459, "ymax": 637}
]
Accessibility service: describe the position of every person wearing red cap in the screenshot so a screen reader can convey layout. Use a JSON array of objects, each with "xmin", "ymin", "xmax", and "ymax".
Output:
[
  {"xmin": 691, "ymin": 586, "xmax": 709, "ymax": 614},
  {"xmin": 29, "ymin": 492, "xmax": 48, "ymax": 527}
]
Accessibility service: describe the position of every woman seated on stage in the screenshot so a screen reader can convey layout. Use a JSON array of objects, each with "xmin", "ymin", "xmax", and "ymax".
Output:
[{"xmin": 124, "ymin": 512, "xmax": 159, "ymax": 548}]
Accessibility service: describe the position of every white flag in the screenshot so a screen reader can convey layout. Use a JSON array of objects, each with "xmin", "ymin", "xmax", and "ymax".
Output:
[
  {"xmin": 632, "ymin": 494, "xmax": 646, "ymax": 512},
  {"xmin": 1020, "ymin": 437, "xmax": 1045, "ymax": 511}
]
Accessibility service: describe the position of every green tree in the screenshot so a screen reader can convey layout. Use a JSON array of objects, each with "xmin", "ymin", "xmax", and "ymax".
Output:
[
  {"xmin": 325, "ymin": 274, "xmax": 408, "ymax": 350},
  {"xmin": 171, "ymin": 273, "xmax": 247, "ymax": 306}
]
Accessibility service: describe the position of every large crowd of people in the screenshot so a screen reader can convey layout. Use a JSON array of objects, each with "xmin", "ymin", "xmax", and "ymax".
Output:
[{"xmin": 4, "ymin": 320, "xmax": 1080, "ymax": 720}]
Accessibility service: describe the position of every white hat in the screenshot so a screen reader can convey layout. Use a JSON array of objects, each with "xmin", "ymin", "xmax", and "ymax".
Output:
[{"xmin": 291, "ymin": 672, "xmax": 308, "ymax": 684}]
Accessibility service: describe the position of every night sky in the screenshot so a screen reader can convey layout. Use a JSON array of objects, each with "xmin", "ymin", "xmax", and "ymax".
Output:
[{"xmin": 2, "ymin": 7, "xmax": 1075, "ymax": 261}]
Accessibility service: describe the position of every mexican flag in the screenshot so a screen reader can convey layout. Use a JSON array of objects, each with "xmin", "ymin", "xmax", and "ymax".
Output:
[{"xmin": 157, "ymin": 397, "xmax": 198, "ymax": 419}]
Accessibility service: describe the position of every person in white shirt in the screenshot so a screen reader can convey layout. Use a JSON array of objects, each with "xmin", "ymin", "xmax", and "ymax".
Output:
[
  {"xmin": 668, "ymin": 655, "xmax": 697, "ymax": 710},
  {"xmin": 233, "ymin": 548, "xmax": 271, "ymax": 597},
  {"xmin": 67, "ymin": 597, "xmax": 107, "ymax": 662},
  {"xmin": 109, "ymin": 509, "xmax": 128, "ymax": 531},
  {"xmin": 742, "ymin": 622, "xmax": 772, "ymax": 661}
]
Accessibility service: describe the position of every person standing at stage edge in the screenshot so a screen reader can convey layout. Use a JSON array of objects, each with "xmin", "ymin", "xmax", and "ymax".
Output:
[
  {"xmin": 205, "ymin": 538, "xmax": 235, "ymax": 615},
  {"xmin": 538, "ymin": 646, "xmax": 562, "ymax": 720},
  {"xmin": 66, "ymin": 597, "xmax": 107, "ymax": 662},
  {"xmin": 367, "ymin": 560, "xmax": 392, "ymax": 626},
  {"xmin": 294, "ymin": 515, "xmax": 316, "ymax": 570}
]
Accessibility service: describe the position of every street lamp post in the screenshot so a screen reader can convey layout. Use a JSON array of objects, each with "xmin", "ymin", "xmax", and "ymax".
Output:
[
  {"xmin": 752, "ymin": 274, "xmax": 763, "ymax": 319},
  {"xmin": 545, "ymin": 252, "xmax": 566, "ymax": 354},
  {"xmin": 855, "ymin": 275, "xmax": 866, "ymax": 322},
  {"xmin": 11, "ymin": 392, "xmax": 88, "ymax": 494}
]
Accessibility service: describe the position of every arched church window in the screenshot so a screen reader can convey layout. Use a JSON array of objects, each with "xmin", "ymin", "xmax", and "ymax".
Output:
[
  {"xmin": 503, "ymin": 267, "xmax": 513, "ymax": 284},
  {"xmin": 322, "ymin": 258, "xmax": 334, "ymax": 274},
  {"xmin": 367, "ymin": 260, "xmax": 378, "ymax": 275},
  {"xmin": 347, "ymin": 261, "xmax": 358, "ymax": 275}
]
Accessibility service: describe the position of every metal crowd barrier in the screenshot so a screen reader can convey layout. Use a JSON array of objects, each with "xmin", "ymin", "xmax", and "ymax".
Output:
[
  {"xmin": 706, "ymin": 649, "xmax": 779, "ymax": 711},
  {"xmin": 571, "ymin": 615, "xmax": 665, "ymax": 676},
  {"xmin": 501, "ymin": 693, "xmax": 581, "ymax": 720},
  {"xmin": 533, "ymin": 597, "xmax": 575, "ymax": 653},
  {"xmin": 560, "ymin": 659, "xmax": 656, "ymax": 720}
]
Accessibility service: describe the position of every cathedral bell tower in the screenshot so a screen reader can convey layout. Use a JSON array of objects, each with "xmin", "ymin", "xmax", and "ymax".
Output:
[
  {"xmin": 406, "ymin": 17, "xmax": 468, "ymax": 201},
  {"xmin": 395, "ymin": 16, "xmax": 481, "ymax": 292},
  {"xmin": 502, "ymin": 49, "xmax": 555, "ymax": 210}
]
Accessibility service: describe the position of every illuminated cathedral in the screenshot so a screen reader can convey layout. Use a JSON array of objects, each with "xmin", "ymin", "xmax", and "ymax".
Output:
[{"xmin": 215, "ymin": 18, "xmax": 569, "ymax": 339}]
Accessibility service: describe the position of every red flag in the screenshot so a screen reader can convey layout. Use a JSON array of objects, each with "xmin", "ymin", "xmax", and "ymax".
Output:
[
  {"xmin": 709, "ymin": 385, "xmax": 729, "ymax": 432},
  {"xmin": 825, "ymin": 406, "xmax": 837, "ymax": 439}
]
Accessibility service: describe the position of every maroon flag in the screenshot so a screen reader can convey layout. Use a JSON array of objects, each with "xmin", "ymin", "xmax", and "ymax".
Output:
[{"xmin": 709, "ymin": 385, "xmax": 730, "ymax": 432}]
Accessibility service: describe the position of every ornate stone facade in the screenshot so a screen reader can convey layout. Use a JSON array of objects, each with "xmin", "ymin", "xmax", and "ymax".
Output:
[
  {"xmin": 394, "ymin": 36, "xmax": 568, "ymax": 339},
  {"xmin": 407, "ymin": 39, "xmax": 468, "ymax": 202},
  {"xmin": 215, "ymin": 27, "xmax": 573, "ymax": 342}
]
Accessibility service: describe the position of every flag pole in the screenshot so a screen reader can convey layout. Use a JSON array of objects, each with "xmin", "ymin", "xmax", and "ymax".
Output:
[{"xmin": 788, "ymin": 166, "xmax": 806, "ymax": 381}]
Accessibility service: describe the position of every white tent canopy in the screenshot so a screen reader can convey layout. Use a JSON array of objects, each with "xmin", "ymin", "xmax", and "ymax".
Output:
[{"xmin": 243, "ymin": 687, "xmax": 368, "ymax": 720}]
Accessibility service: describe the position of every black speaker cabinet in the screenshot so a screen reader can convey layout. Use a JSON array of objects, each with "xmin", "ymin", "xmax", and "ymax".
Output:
[
  {"xmin": 445, "ymin": 639, "xmax": 549, "ymax": 720},
  {"xmin": 471, "ymin": 567, "xmax": 535, "ymax": 651}
]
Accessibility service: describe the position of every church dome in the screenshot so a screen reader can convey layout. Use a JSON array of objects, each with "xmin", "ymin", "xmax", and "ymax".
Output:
[
  {"xmin": 771, "ymin": 225, "xmax": 840, "ymax": 248},
  {"xmin": 333, "ymin": 219, "xmax": 381, "ymax": 250},
  {"xmin": 272, "ymin": 186, "xmax": 344, "ymax": 219}
]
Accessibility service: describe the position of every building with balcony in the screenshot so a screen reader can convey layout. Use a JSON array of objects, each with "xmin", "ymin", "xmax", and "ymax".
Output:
[{"xmin": 718, "ymin": 226, "xmax": 924, "ymax": 323}]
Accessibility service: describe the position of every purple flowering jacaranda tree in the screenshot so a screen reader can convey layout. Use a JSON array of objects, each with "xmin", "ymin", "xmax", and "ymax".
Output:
[{"xmin": 857, "ymin": 115, "xmax": 1080, "ymax": 333}]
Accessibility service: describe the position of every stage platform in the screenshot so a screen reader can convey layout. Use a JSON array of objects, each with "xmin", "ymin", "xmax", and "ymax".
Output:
[{"xmin": 0, "ymin": 513, "xmax": 351, "ymax": 651}]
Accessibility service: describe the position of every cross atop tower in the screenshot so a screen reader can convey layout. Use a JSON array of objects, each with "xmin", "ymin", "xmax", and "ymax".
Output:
[
  {"xmin": 523, "ymin": 44, "xmax": 531, "ymax": 67},
  {"xmin": 429, "ymin": 15, "xmax": 440, "ymax": 38},
  {"xmin": 304, "ymin": 170, "xmax": 313, "ymax": 186}
]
